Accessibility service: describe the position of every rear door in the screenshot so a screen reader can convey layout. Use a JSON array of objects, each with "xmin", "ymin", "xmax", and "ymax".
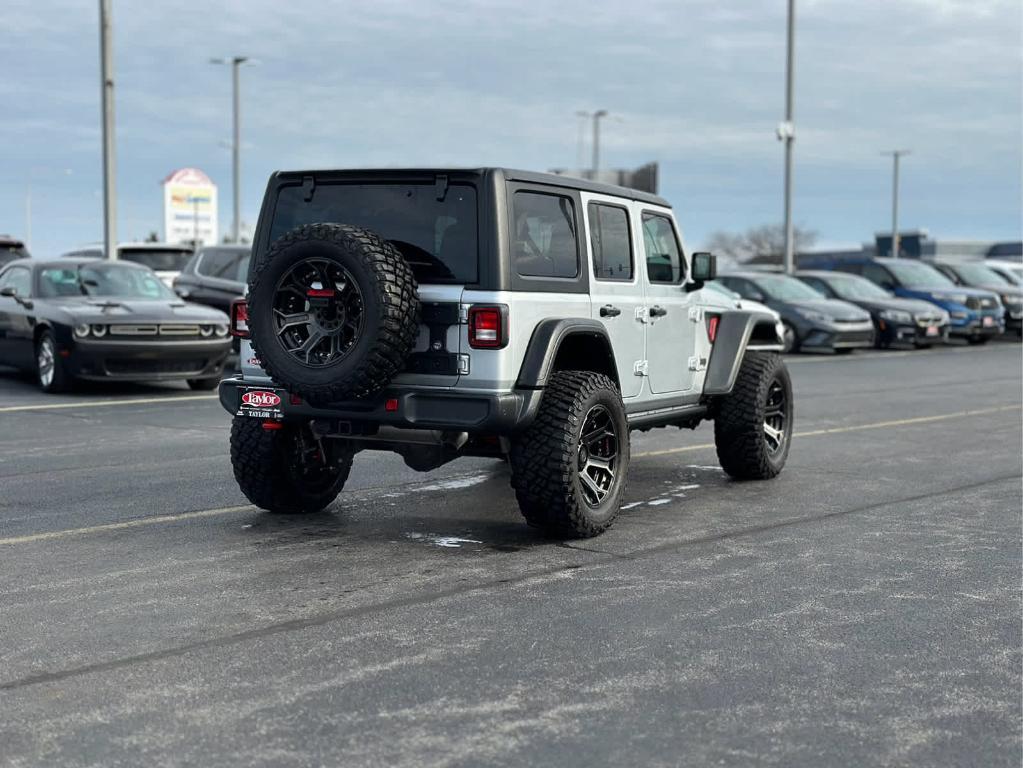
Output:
[
  {"xmin": 0, "ymin": 266, "xmax": 35, "ymax": 368},
  {"xmin": 582, "ymin": 194, "xmax": 645, "ymax": 400},
  {"xmin": 638, "ymin": 208, "xmax": 697, "ymax": 395}
]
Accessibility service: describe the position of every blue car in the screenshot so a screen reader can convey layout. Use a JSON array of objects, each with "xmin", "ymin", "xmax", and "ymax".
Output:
[{"xmin": 799, "ymin": 257, "xmax": 1004, "ymax": 344}]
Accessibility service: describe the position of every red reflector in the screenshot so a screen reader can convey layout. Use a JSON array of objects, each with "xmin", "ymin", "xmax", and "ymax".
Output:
[
  {"xmin": 306, "ymin": 288, "xmax": 335, "ymax": 298},
  {"xmin": 469, "ymin": 306, "xmax": 506, "ymax": 349},
  {"xmin": 289, "ymin": 394, "xmax": 303, "ymax": 405},
  {"xmin": 385, "ymin": 398, "xmax": 399, "ymax": 412},
  {"xmin": 261, "ymin": 421, "xmax": 284, "ymax": 431},
  {"xmin": 707, "ymin": 315, "xmax": 720, "ymax": 343},
  {"xmin": 230, "ymin": 299, "xmax": 250, "ymax": 339}
]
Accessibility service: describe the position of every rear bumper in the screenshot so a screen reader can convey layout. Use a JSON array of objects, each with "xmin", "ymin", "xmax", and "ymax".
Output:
[
  {"xmin": 66, "ymin": 338, "xmax": 231, "ymax": 381},
  {"xmin": 217, "ymin": 376, "xmax": 542, "ymax": 434}
]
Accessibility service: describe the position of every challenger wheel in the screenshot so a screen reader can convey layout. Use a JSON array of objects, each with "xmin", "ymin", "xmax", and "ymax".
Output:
[
  {"xmin": 714, "ymin": 352, "xmax": 793, "ymax": 480},
  {"xmin": 36, "ymin": 331, "xmax": 72, "ymax": 393},
  {"xmin": 230, "ymin": 417, "xmax": 355, "ymax": 514},
  {"xmin": 510, "ymin": 370, "xmax": 629, "ymax": 538},
  {"xmin": 247, "ymin": 224, "xmax": 419, "ymax": 405}
]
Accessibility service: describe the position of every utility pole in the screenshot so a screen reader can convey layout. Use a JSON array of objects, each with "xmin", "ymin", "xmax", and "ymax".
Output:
[
  {"xmin": 778, "ymin": 0, "xmax": 796, "ymax": 275},
  {"xmin": 99, "ymin": 0, "xmax": 117, "ymax": 260},
  {"xmin": 211, "ymin": 56, "xmax": 248, "ymax": 243},
  {"xmin": 591, "ymin": 110, "xmax": 608, "ymax": 180},
  {"xmin": 882, "ymin": 150, "xmax": 910, "ymax": 258}
]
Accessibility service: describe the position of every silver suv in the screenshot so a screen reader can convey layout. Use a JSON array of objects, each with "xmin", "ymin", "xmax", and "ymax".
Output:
[{"xmin": 219, "ymin": 168, "xmax": 791, "ymax": 537}]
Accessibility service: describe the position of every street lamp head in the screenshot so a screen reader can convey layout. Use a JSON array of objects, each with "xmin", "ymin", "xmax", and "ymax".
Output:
[{"xmin": 594, "ymin": 109, "xmax": 609, "ymax": 119}]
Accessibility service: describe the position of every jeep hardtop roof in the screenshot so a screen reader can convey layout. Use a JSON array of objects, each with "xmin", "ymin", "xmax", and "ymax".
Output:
[{"xmin": 268, "ymin": 167, "xmax": 670, "ymax": 208}]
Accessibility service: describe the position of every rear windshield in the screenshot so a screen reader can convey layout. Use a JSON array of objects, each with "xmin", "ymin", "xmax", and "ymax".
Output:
[
  {"xmin": 269, "ymin": 182, "xmax": 478, "ymax": 284},
  {"xmin": 196, "ymin": 247, "xmax": 250, "ymax": 282},
  {"xmin": 119, "ymin": 248, "xmax": 193, "ymax": 272}
]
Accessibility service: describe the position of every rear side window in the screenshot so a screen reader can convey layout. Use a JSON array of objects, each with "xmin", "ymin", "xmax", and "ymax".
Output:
[
  {"xmin": 0, "ymin": 266, "xmax": 31, "ymax": 296},
  {"xmin": 271, "ymin": 182, "xmax": 478, "ymax": 284},
  {"xmin": 862, "ymin": 264, "xmax": 893, "ymax": 286},
  {"xmin": 119, "ymin": 248, "xmax": 192, "ymax": 272},
  {"xmin": 588, "ymin": 203, "xmax": 633, "ymax": 281},
  {"xmin": 512, "ymin": 191, "xmax": 579, "ymax": 279},
  {"xmin": 197, "ymin": 248, "xmax": 250, "ymax": 282},
  {"xmin": 641, "ymin": 213, "xmax": 684, "ymax": 284}
]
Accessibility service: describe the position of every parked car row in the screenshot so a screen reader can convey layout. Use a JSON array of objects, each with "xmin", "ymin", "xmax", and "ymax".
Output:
[{"xmin": 716, "ymin": 255, "xmax": 1020, "ymax": 354}]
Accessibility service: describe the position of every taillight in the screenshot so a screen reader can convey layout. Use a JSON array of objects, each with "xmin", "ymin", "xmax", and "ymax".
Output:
[
  {"xmin": 706, "ymin": 314, "xmax": 720, "ymax": 343},
  {"xmin": 230, "ymin": 299, "xmax": 249, "ymax": 338},
  {"xmin": 468, "ymin": 305, "xmax": 508, "ymax": 349}
]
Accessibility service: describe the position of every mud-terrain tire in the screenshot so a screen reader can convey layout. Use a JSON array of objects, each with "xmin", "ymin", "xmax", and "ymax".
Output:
[
  {"xmin": 247, "ymin": 223, "xmax": 419, "ymax": 405},
  {"xmin": 714, "ymin": 352, "xmax": 792, "ymax": 480},
  {"xmin": 510, "ymin": 370, "xmax": 629, "ymax": 538},
  {"xmin": 230, "ymin": 417, "xmax": 354, "ymax": 514}
]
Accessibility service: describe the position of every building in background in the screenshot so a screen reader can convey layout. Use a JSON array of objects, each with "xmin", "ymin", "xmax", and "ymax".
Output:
[
  {"xmin": 162, "ymin": 168, "xmax": 218, "ymax": 246},
  {"xmin": 549, "ymin": 162, "xmax": 659, "ymax": 194}
]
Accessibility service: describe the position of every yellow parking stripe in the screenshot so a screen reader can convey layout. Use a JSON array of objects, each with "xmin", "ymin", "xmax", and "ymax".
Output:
[
  {"xmin": 0, "ymin": 403, "xmax": 1018, "ymax": 546},
  {"xmin": 0, "ymin": 394, "xmax": 217, "ymax": 413}
]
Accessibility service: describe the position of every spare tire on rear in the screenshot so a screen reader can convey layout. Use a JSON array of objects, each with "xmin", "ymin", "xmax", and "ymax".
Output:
[{"xmin": 247, "ymin": 223, "xmax": 419, "ymax": 405}]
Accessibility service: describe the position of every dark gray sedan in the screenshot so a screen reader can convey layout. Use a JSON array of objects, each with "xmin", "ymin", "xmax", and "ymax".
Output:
[{"xmin": 0, "ymin": 259, "xmax": 232, "ymax": 393}]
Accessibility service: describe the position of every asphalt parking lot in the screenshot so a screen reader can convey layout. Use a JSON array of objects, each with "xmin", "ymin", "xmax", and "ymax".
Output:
[{"xmin": 0, "ymin": 343, "xmax": 1020, "ymax": 767}]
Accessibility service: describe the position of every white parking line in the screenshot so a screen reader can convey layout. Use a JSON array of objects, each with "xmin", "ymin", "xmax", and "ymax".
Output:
[
  {"xmin": 1, "ymin": 402, "xmax": 1018, "ymax": 547},
  {"xmin": 0, "ymin": 394, "xmax": 217, "ymax": 413}
]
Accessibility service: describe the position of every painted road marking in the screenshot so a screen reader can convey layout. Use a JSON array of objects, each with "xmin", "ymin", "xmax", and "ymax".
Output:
[
  {"xmin": 0, "ymin": 394, "xmax": 217, "ymax": 413},
  {"xmin": 0, "ymin": 402, "xmax": 1019, "ymax": 546}
]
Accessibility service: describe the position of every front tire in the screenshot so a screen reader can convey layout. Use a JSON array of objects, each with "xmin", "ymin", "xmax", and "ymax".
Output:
[
  {"xmin": 714, "ymin": 352, "xmax": 793, "ymax": 480},
  {"xmin": 36, "ymin": 331, "xmax": 72, "ymax": 393},
  {"xmin": 230, "ymin": 417, "xmax": 354, "ymax": 514},
  {"xmin": 510, "ymin": 370, "xmax": 629, "ymax": 538},
  {"xmin": 781, "ymin": 322, "xmax": 799, "ymax": 354},
  {"xmin": 967, "ymin": 336, "xmax": 990, "ymax": 345},
  {"xmin": 187, "ymin": 377, "xmax": 219, "ymax": 391}
]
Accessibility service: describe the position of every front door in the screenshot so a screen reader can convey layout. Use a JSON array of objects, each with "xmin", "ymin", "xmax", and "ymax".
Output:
[
  {"xmin": 583, "ymin": 196, "xmax": 645, "ymax": 399},
  {"xmin": 639, "ymin": 209, "xmax": 697, "ymax": 395}
]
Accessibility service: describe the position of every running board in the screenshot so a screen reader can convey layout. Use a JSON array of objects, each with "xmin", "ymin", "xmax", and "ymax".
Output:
[{"xmin": 626, "ymin": 403, "xmax": 708, "ymax": 430}]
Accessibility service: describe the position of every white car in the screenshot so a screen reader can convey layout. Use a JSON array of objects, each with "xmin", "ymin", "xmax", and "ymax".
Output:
[{"xmin": 984, "ymin": 259, "xmax": 1023, "ymax": 287}]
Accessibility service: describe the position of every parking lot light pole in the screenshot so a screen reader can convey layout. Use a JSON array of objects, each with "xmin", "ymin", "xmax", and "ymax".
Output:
[
  {"xmin": 780, "ymin": 0, "xmax": 796, "ymax": 275},
  {"xmin": 591, "ymin": 110, "xmax": 608, "ymax": 179},
  {"xmin": 211, "ymin": 56, "xmax": 248, "ymax": 243},
  {"xmin": 99, "ymin": 0, "xmax": 117, "ymax": 260},
  {"xmin": 882, "ymin": 150, "xmax": 911, "ymax": 258}
]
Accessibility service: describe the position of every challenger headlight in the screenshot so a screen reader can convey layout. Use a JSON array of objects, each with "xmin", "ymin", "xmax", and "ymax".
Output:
[
  {"xmin": 797, "ymin": 308, "xmax": 833, "ymax": 324},
  {"xmin": 879, "ymin": 309, "xmax": 913, "ymax": 324},
  {"xmin": 199, "ymin": 325, "xmax": 214, "ymax": 337},
  {"xmin": 73, "ymin": 323, "xmax": 90, "ymax": 338},
  {"xmin": 214, "ymin": 324, "xmax": 229, "ymax": 337},
  {"xmin": 91, "ymin": 324, "xmax": 107, "ymax": 337}
]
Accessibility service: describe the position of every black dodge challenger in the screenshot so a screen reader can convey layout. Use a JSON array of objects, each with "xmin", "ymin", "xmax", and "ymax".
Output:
[{"xmin": 0, "ymin": 259, "xmax": 232, "ymax": 393}]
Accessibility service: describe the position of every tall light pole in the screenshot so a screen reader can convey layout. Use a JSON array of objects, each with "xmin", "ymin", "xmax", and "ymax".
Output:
[
  {"xmin": 211, "ymin": 56, "xmax": 248, "ymax": 243},
  {"xmin": 882, "ymin": 150, "xmax": 910, "ymax": 258},
  {"xmin": 778, "ymin": 0, "xmax": 796, "ymax": 275},
  {"xmin": 575, "ymin": 110, "xmax": 590, "ymax": 171},
  {"xmin": 591, "ymin": 109, "xmax": 608, "ymax": 180},
  {"xmin": 99, "ymin": 0, "xmax": 117, "ymax": 260}
]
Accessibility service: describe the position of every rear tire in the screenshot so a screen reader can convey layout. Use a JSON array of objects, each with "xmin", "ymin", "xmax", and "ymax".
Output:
[
  {"xmin": 187, "ymin": 377, "xmax": 219, "ymax": 391},
  {"xmin": 36, "ymin": 331, "xmax": 72, "ymax": 393},
  {"xmin": 230, "ymin": 417, "xmax": 354, "ymax": 514},
  {"xmin": 510, "ymin": 370, "xmax": 629, "ymax": 538},
  {"xmin": 967, "ymin": 336, "xmax": 989, "ymax": 345},
  {"xmin": 714, "ymin": 352, "xmax": 792, "ymax": 480}
]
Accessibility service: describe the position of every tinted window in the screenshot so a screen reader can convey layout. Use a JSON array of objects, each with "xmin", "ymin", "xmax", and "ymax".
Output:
[
  {"xmin": 641, "ymin": 213, "xmax": 684, "ymax": 284},
  {"xmin": 588, "ymin": 203, "xmax": 633, "ymax": 281},
  {"xmin": 799, "ymin": 276, "xmax": 831, "ymax": 296},
  {"xmin": 119, "ymin": 248, "xmax": 193, "ymax": 272},
  {"xmin": 271, "ymin": 182, "xmax": 478, "ymax": 284},
  {"xmin": 0, "ymin": 266, "xmax": 31, "ymax": 296},
  {"xmin": 753, "ymin": 274, "xmax": 825, "ymax": 300},
  {"xmin": 512, "ymin": 191, "xmax": 579, "ymax": 279},
  {"xmin": 884, "ymin": 261, "xmax": 955, "ymax": 289},
  {"xmin": 862, "ymin": 263, "xmax": 894, "ymax": 287},
  {"xmin": 197, "ymin": 247, "xmax": 250, "ymax": 282}
]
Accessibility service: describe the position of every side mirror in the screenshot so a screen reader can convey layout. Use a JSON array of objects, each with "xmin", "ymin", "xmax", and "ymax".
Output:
[
  {"xmin": 687, "ymin": 252, "xmax": 717, "ymax": 291},
  {"xmin": 0, "ymin": 286, "xmax": 15, "ymax": 298},
  {"xmin": 747, "ymin": 289, "xmax": 766, "ymax": 303}
]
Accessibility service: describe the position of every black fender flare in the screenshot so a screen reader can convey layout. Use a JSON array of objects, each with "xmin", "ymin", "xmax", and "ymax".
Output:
[
  {"xmin": 516, "ymin": 318, "xmax": 616, "ymax": 389},
  {"xmin": 703, "ymin": 310, "xmax": 784, "ymax": 395}
]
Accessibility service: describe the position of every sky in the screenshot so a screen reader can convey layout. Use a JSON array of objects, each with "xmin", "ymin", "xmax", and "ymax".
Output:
[{"xmin": 3, "ymin": 0, "xmax": 1021, "ymax": 258}]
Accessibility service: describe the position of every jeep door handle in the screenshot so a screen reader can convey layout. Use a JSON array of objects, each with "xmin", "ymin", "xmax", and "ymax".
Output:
[
  {"xmin": 649, "ymin": 306, "xmax": 668, "ymax": 317},
  {"xmin": 600, "ymin": 304, "xmax": 622, "ymax": 318}
]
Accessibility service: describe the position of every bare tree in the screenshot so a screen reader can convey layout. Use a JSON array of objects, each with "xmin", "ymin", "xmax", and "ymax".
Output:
[{"xmin": 705, "ymin": 224, "xmax": 817, "ymax": 265}]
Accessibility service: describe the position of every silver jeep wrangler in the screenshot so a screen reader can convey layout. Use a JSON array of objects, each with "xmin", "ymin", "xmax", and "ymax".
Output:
[{"xmin": 219, "ymin": 168, "xmax": 791, "ymax": 537}]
